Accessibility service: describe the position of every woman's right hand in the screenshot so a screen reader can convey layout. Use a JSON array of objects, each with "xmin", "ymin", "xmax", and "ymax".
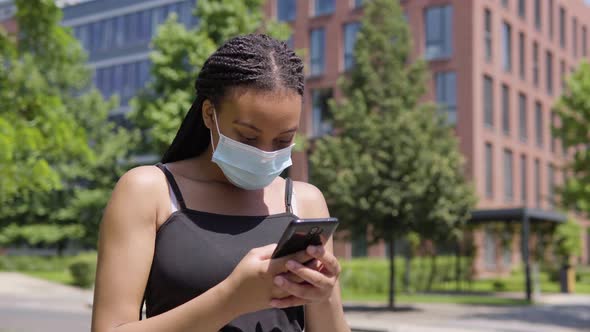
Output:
[{"xmin": 225, "ymin": 244, "xmax": 312, "ymax": 313}]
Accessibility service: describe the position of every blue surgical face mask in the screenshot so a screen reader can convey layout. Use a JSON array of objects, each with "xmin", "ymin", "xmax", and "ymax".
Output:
[{"xmin": 210, "ymin": 110, "xmax": 294, "ymax": 190}]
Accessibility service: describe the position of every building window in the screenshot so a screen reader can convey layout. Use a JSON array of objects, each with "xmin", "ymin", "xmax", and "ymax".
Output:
[
  {"xmin": 484, "ymin": 227, "xmax": 497, "ymax": 268},
  {"xmin": 583, "ymin": 26, "xmax": 588, "ymax": 57},
  {"xmin": 519, "ymin": 32, "xmax": 525, "ymax": 80},
  {"xmin": 535, "ymin": 101, "xmax": 543, "ymax": 147},
  {"xmin": 533, "ymin": 42, "xmax": 539, "ymax": 87},
  {"xmin": 484, "ymin": 75, "xmax": 494, "ymax": 128},
  {"xmin": 351, "ymin": 227, "xmax": 367, "ymax": 257},
  {"xmin": 314, "ymin": 0, "xmax": 335, "ymax": 16},
  {"xmin": 485, "ymin": 9, "xmax": 492, "ymax": 62},
  {"xmin": 573, "ymin": 17, "xmax": 578, "ymax": 57},
  {"xmin": 502, "ymin": 231, "xmax": 513, "ymax": 267},
  {"xmin": 502, "ymin": 84, "xmax": 510, "ymax": 135},
  {"xmin": 354, "ymin": 0, "xmax": 363, "ymax": 8},
  {"xmin": 550, "ymin": 111, "xmax": 557, "ymax": 153},
  {"xmin": 534, "ymin": 159, "xmax": 541, "ymax": 208},
  {"xmin": 504, "ymin": 149, "xmax": 514, "ymax": 202},
  {"xmin": 519, "ymin": 93, "xmax": 527, "ymax": 142},
  {"xmin": 343, "ymin": 22, "xmax": 361, "ymax": 71},
  {"xmin": 502, "ymin": 0, "xmax": 509, "ymax": 8},
  {"xmin": 521, "ymin": 154, "xmax": 527, "ymax": 204},
  {"xmin": 561, "ymin": 60, "xmax": 567, "ymax": 92},
  {"xmin": 310, "ymin": 28, "xmax": 325, "ymax": 76},
  {"xmin": 277, "ymin": 0, "xmax": 296, "ymax": 22},
  {"xmin": 312, "ymin": 88, "xmax": 333, "ymax": 137},
  {"xmin": 549, "ymin": 0, "xmax": 554, "ymax": 39},
  {"xmin": 424, "ymin": 5, "xmax": 453, "ymax": 60},
  {"xmin": 560, "ymin": 6, "xmax": 566, "ymax": 49},
  {"xmin": 518, "ymin": 0, "xmax": 525, "ymax": 18},
  {"xmin": 534, "ymin": 0, "xmax": 541, "ymax": 31},
  {"xmin": 435, "ymin": 71, "xmax": 457, "ymax": 125},
  {"xmin": 546, "ymin": 51, "xmax": 553, "ymax": 95},
  {"xmin": 485, "ymin": 143, "xmax": 494, "ymax": 198},
  {"xmin": 502, "ymin": 22, "xmax": 512, "ymax": 72}
]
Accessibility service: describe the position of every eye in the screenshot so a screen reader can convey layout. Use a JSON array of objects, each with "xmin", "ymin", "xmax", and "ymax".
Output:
[{"xmin": 239, "ymin": 133, "xmax": 257, "ymax": 142}]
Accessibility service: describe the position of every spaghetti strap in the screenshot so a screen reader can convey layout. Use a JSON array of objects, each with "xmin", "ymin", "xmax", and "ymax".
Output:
[
  {"xmin": 285, "ymin": 178, "xmax": 293, "ymax": 214},
  {"xmin": 155, "ymin": 163, "xmax": 187, "ymax": 210}
]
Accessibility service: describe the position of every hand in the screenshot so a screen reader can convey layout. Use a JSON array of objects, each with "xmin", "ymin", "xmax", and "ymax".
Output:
[
  {"xmin": 270, "ymin": 245, "xmax": 341, "ymax": 309},
  {"xmin": 224, "ymin": 244, "xmax": 312, "ymax": 314}
]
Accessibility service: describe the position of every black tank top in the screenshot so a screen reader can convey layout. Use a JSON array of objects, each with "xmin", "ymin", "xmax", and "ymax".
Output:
[{"xmin": 140, "ymin": 163, "xmax": 305, "ymax": 331}]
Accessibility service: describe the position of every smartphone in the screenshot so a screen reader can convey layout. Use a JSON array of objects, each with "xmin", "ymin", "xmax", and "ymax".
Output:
[{"xmin": 271, "ymin": 217, "xmax": 339, "ymax": 259}]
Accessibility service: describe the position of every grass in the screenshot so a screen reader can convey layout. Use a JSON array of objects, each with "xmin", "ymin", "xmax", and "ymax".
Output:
[{"xmin": 341, "ymin": 289, "xmax": 530, "ymax": 306}]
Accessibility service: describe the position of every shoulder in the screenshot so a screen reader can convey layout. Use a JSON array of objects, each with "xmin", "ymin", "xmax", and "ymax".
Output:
[
  {"xmin": 106, "ymin": 165, "xmax": 169, "ymax": 224},
  {"xmin": 292, "ymin": 181, "xmax": 329, "ymax": 219}
]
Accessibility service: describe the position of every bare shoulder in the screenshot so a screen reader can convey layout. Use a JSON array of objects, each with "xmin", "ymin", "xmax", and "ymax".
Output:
[
  {"xmin": 292, "ymin": 181, "xmax": 329, "ymax": 219},
  {"xmin": 105, "ymin": 165, "xmax": 169, "ymax": 227}
]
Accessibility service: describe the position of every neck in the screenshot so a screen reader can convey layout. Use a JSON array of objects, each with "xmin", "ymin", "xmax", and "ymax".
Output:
[{"xmin": 185, "ymin": 146, "xmax": 235, "ymax": 186}]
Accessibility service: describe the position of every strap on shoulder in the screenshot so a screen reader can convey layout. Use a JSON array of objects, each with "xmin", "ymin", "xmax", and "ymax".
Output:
[
  {"xmin": 155, "ymin": 163, "xmax": 187, "ymax": 210},
  {"xmin": 285, "ymin": 178, "xmax": 293, "ymax": 214}
]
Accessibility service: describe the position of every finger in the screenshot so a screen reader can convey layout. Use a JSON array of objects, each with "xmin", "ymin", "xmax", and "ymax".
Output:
[
  {"xmin": 282, "ymin": 271, "xmax": 305, "ymax": 284},
  {"xmin": 306, "ymin": 245, "xmax": 340, "ymax": 276},
  {"xmin": 270, "ymin": 250, "xmax": 313, "ymax": 274},
  {"xmin": 274, "ymin": 275, "xmax": 322, "ymax": 300},
  {"xmin": 285, "ymin": 260, "xmax": 334, "ymax": 289},
  {"xmin": 270, "ymin": 296, "xmax": 310, "ymax": 309}
]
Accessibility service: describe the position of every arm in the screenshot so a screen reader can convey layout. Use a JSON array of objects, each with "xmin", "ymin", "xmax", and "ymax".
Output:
[
  {"xmin": 293, "ymin": 183, "xmax": 351, "ymax": 332},
  {"xmin": 91, "ymin": 166, "xmax": 242, "ymax": 332}
]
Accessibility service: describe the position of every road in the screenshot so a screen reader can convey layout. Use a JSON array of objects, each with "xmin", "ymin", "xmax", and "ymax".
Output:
[{"xmin": 0, "ymin": 272, "xmax": 589, "ymax": 332}]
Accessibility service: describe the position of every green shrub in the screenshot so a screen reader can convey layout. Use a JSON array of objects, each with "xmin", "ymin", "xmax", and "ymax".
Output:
[
  {"xmin": 492, "ymin": 279, "xmax": 507, "ymax": 292},
  {"xmin": 69, "ymin": 259, "xmax": 96, "ymax": 288}
]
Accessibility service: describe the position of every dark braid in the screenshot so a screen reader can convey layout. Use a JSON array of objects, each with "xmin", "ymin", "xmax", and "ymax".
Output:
[{"xmin": 162, "ymin": 34, "xmax": 304, "ymax": 163}]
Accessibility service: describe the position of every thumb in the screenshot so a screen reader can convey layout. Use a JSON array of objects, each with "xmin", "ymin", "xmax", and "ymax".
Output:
[{"xmin": 257, "ymin": 243, "xmax": 278, "ymax": 260}]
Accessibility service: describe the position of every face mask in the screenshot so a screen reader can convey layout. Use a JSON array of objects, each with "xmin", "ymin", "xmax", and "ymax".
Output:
[{"xmin": 209, "ymin": 110, "xmax": 294, "ymax": 190}]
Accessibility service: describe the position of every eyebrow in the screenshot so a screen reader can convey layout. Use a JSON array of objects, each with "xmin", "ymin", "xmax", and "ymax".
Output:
[{"xmin": 233, "ymin": 120, "xmax": 298, "ymax": 134}]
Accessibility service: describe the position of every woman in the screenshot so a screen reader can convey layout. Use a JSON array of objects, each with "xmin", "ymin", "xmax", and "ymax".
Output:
[{"xmin": 91, "ymin": 34, "xmax": 350, "ymax": 332}]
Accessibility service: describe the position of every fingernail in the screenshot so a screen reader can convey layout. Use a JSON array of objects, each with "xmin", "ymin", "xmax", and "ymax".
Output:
[
  {"xmin": 307, "ymin": 246, "xmax": 317, "ymax": 254},
  {"xmin": 274, "ymin": 276, "xmax": 284, "ymax": 286},
  {"xmin": 286, "ymin": 260, "xmax": 297, "ymax": 269}
]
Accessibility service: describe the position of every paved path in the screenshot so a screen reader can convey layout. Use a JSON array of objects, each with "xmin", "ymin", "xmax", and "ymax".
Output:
[{"xmin": 0, "ymin": 272, "xmax": 589, "ymax": 332}]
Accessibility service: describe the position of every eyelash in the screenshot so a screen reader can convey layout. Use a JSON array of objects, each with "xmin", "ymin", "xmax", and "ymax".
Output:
[{"xmin": 238, "ymin": 134, "xmax": 292, "ymax": 145}]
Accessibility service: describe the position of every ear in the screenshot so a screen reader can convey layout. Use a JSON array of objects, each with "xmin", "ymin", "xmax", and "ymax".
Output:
[{"xmin": 202, "ymin": 99, "xmax": 215, "ymax": 130}]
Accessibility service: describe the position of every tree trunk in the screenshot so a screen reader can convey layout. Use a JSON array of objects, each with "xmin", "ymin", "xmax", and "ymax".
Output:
[
  {"xmin": 426, "ymin": 253, "xmax": 438, "ymax": 291},
  {"xmin": 388, "ymin": 231, "xmax": 396, "ymax": 309}
]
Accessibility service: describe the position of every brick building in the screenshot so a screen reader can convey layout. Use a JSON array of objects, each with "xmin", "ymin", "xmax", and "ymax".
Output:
[{"xmin": 264, "ymin": 0, "xmax": 590, "ymax": 275}]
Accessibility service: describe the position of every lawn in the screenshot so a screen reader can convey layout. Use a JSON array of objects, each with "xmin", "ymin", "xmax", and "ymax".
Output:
[{"xmin": 23, "ymin": 270, "xmax": 75, "ymax": 286}]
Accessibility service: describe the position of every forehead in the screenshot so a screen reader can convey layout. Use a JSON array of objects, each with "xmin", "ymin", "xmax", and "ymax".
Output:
[{"xmin": 218, "ymin": 88, "xmax": 302, "ymax": 126}]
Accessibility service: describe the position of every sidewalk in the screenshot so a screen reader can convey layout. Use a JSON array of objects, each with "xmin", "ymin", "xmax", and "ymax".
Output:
[{"xmin": 1, "ymin": 272, "xmax": 589, "ymax": 332}]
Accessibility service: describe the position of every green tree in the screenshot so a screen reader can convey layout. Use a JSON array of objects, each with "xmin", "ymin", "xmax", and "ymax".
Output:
[
  {"xmin": 0, "ymin": 0, "xmax": 137, "ymax": 249},
  {"xmin": 553, "ymin": 62, "xmax": 590, "ymax": 216},
  {"xmin": 130, "ymin": 0, "xmax": 290, "ymax": 155},
  {"xmin": 309, "ymin": 0, "xmax": 475, "ymax": 308}
]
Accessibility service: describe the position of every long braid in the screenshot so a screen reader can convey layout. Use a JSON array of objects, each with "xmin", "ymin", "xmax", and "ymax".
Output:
[{"xmin": 162, "ymin": 34, "xmax": 304, "ymax": 163}]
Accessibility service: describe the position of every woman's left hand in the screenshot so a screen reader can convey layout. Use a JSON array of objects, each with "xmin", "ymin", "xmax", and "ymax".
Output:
[{"xmin": 270, "ymin": 244, "xmax": 341, "ymax": 308}]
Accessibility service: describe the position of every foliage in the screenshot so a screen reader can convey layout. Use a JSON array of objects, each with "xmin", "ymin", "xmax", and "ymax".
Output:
[
  {"xmin": 0, "ymin": 0, "xmax": 137, "ymax": 247},
  {"xmin": 553, "ymin": 218, "xmax": 582, "ymax": 263},
  {"xmin": 130, "ymin": 0, "xmax": 290, "ymax": 155},
  {"xmin": 553, "ymin": 62, "xmax": 590, "ymax": 216},
  {"xmin": 69, "ymin": 254, "xmax": 96, "ymax": 288}
]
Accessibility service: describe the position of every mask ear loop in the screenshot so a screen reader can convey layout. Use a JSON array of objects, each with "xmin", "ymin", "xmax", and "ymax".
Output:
[{"xmin": 210, "ymin": 108, "xmax": 222, "ymax": 151}]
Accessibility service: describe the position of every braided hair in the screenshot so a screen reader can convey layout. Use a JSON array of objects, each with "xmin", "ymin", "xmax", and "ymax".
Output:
[{"xmin": 161, "ymin": 33, "xmax": 305, "ymax": 163}]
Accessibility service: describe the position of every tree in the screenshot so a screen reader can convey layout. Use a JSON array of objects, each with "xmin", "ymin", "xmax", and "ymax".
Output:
[
  {"xmin": 309, "ymin": 0, "xmax": 476, "ymax": 308},
  {"xmin": 130, "ymin": 0, "xmax": 290, "ymax": 155},
  {"xmin": 553, "ymin": 62, "xmax": 590, "ymax": 216},
  {"xmin": 0, "ymin": 0, "xmax": 137, "ymax": 249}
]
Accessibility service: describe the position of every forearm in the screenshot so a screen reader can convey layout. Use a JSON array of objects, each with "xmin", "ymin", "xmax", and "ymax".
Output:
[
  {"xmin": 304, "ymin": 292, "xmax": 350, "ymax": 332},
  {"xmin": 108, "ymin": 278, "xmax": 241, "ymax": 332}
]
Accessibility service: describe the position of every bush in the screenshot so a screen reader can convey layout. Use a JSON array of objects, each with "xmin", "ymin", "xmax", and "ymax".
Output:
[
  {"xmin": 69, "ymin": 258, "xmax": 96, "ymax": 288},
  {"xmin": 492, "ymin": 279, "xmax": 507, "ymax": 292},
  {"xmin": 340, "ymin": 256, "xmax": 472, "ymax": 295}
]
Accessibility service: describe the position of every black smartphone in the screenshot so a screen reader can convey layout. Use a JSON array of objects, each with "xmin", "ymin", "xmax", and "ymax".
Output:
[{"xmin": 271, "ymin": 217, "xmax": 339, "ymax": 259}]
